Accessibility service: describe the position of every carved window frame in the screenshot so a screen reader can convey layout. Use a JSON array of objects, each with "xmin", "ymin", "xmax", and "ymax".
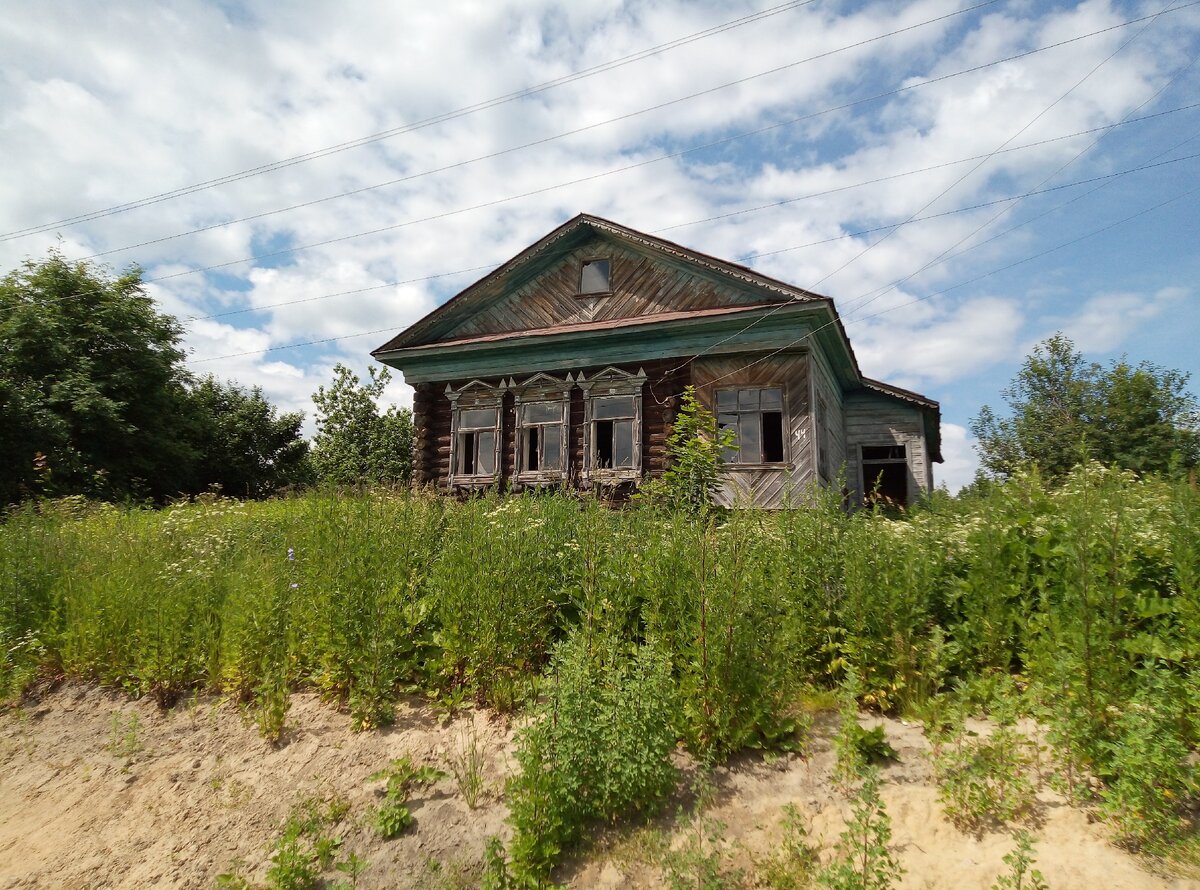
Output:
[
  {"xmin": 512, "ymin": 373, "xmax": 571, "ymax": 486},
  {"xmin": 446, "ymin": 379, "xmax": 504, "ymax": 487},
  {"xmin": 578, "ymin": 367, "xmax": 646, "ymax": 484}
]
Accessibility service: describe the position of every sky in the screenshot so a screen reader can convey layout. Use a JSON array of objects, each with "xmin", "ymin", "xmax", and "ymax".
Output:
[{"xmin": 2, "ymin": 0, "xmax": 1198, "ymax": 492}]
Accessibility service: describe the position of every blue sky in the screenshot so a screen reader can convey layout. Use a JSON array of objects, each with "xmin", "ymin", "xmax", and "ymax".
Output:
[{"xmin": 2, "ymin": 0, "xmax": 1198, "ymax": 490}]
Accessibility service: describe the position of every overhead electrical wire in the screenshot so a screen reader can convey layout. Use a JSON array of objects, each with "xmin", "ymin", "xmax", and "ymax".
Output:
[
  {"xmin": 5, "ymin": 3, "xmax": 1194, "ymax": 339},
  {"xmin": 693, "ymin": 181, "xmax": 1200, "ymax": 390},
  {"xmin": 184, "ymin": 180, "xmax": 1200, "ymax": 366},
  {"xmin": 656, "ymin": 0, "xmax": 1190, "ymax": 380},
  {"xmin": 186, "ymin": 150, "xmax": 1199, "ymax": 323},
  {"xmin": 115, "ymin": 4, "xmax": 1200, "ymax": 287},
  {"xmin": 0, "ymin": 0, "xmax": 823, "ymax": 242},
  {"xmin": 6, "ymin": 105, "xmax": 1194, "ymax": 324},
  {"xmin": 802, "ymin": 0, "xmax": 1184, "ymax": 298},
  {"xmin": 78, "ymin": 0, "xmax": 1004, "ymax": 262}
]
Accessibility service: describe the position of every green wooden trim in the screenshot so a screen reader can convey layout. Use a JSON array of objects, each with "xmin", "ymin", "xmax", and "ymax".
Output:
[{"xmin": 378, "ymin": 305, "xmax": 833, "ymax": 383}]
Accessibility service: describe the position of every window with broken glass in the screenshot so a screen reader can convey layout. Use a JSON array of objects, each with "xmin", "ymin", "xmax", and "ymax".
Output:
[
  {"xmin": 518, "ymin": 399, "xmax": 566, "ymax": 478},
  {"xmin": 717, "ymin": 387, "xmax": 786, "ymax": 464},
  {"xmin": 861, "ymin": 443, "xmax": 908, "ymax": 505},
  {"xmin": 454, "ymin": 406, "xmax": 499, "ymax": 479},
  {"xmin": 591, "ymin": 394, "xmax": 638, "ymax": 470}
]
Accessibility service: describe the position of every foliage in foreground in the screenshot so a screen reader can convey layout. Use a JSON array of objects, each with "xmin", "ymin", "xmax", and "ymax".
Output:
[
  {"xmin": 1, "ymin": 463, "xmax": 1199, "ymax": 865},
  {"xmin": 501, "ymin": 633, "xmax": 679, "ymax": 884}
]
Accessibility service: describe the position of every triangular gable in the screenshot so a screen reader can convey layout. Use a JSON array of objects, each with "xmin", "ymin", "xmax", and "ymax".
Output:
[{"xmin": 373, "ymin": 214, "xmax": 823, "ymax": 354}]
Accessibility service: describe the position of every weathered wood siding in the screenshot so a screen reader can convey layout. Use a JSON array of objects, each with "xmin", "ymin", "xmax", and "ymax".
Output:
[
  {"xmin": 692, "ymin": 351, "xmax": 812, "ymax": 509},
  {"xmin": 809, "ymin": 345, "xmax": 847, "ymax": 488},
  {"xmin": 443, "ymin": 238, "xmax": 781, "ymax": 343},
  {"xmin": 844, "ymin": 393, "xmax": 931, "ymax": 505},
  {"xmin": 412, "ymin": 359, "xmax": 690, "ymax": 491}
]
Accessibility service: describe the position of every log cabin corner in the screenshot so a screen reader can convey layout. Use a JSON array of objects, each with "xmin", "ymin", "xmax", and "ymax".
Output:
[{"xmin": 372, "ymin": 214, "xmax": 942, "ymax": 508}]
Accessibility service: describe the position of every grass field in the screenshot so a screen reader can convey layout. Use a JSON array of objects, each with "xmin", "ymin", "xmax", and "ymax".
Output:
[{"xmin": 1, "ymin": 464, "xmax": 1197, "ymax": 885}]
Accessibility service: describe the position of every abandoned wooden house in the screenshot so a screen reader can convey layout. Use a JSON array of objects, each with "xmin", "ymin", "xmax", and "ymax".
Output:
[{"xmin": 372, "ymin": 214, "xmax": 941, "ymax": 508}]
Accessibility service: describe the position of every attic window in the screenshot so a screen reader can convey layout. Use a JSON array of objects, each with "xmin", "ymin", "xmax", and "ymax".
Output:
[{"xmin": 579, "ymin": 259, "xmax": 611, "ymax": 294}]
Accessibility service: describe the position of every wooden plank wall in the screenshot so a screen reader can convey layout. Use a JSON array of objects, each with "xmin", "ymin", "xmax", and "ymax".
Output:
[
  {"xmin": 691, "ymin": 352, "xmax": 812, "ymax": 508},
  {"xmin": 844, "ymin": 393, "xmax": 931, "ymax": 505},
  {"xmin": 447, "ymin": 238, "xmax": 781, "ymax": 342},
  {"xmin": 809, "ymin": 346, "xmax": 847, "ymax": 488},
  {"xmin": 411, "ymin": 359, "xmax": 691, "ymax": 491}
]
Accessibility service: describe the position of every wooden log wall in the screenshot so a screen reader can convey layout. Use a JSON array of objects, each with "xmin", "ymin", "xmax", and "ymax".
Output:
[{"xmin": 411, "ymin": 358, "xmax": 692, "ymax": 493}]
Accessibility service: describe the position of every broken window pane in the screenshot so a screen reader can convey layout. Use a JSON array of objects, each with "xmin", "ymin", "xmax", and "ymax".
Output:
[
  {"xmin": 862, "ymin": 444, "xmax": 906, "ymax": 461},
  {"xmin": 716, "ymin": 386, "xmax": 786, "ymax": 464},
  {"xmin": 525, "ymin": 401, "xmax": 560, "ymax": 424},
  {"xmin": 476, "ymin": 431, "xmax": 495, "ymax": 475},
  {"xmin": 580, "ymin": 259, "xmax": 611, "ymax": 294},
  {"xmin": 460, "ymin": 432, "xmax": 476, "ymax": 475},
  {"xmin": 594, "ymin": 395, "xmax": 635, "ymax": 420},
  {"xmin": 526, "ymin": 427, "xmax": 540, "ymax": 471},
  {"xmin": 596, "ymin": 420, "xmax": 614, "ymax": 467},
  {"xmin": 613, "ymin": 420, "xmax": 634, "ymax": 467},
  {"xmin": 762, "ymin": 411, "xmax": 784, "ymax": 462},
  {"xmin": 542, "ymin": 425, "xmax": 561, "ymax": 470}
]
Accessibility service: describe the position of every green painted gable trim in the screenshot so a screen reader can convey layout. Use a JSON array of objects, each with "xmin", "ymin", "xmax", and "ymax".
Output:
[
  {"xmin": 377, "ymin": 302, "xmax": 856, "ymax": 386},
  {"xmin": 376, "ymin": 214, "xmax": 824, "ymax": 353}
]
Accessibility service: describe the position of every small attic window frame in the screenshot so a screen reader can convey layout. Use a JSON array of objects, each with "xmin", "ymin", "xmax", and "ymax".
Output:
[{"xmin": 578, "ymin": 258, "xmax": 611, "ymax": 295}]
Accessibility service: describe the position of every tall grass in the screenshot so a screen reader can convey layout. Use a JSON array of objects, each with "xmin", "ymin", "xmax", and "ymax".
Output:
[{"xmin": 1, "ymin": 469, "xmax": 1197, "ymax": 768}]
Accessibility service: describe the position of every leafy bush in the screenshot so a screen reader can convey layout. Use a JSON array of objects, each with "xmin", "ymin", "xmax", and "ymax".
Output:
[
  {"xmin": 755, "ymin": 803, "xmax": 819, "ymax": 889},
  {"xmin": 816, "ymin": 770, "xmax": 903, "ymax": 890},
  {"xmin": 932, "ymin": 724, "xmax": 1036, "ymax": 831},
  {"xmin": 990, "ymin": 831, "xmax": 1049, "ymax": 890},
  {"xmin": 369, "ymin": 755, "xmax": 446, "ymax": 839},
  {"xmin": 503, "ymin": 633, "xmax": 679, "ymax": 884},
  {"xmin": 1098, "ymin": 671, "xmax": 1197, "ymax": 849}
]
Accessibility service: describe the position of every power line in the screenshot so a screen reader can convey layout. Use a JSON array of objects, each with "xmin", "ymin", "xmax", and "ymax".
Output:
[
  {"xmin": 191, "ymin": 151, "xmax": 1199, "ymax": 323},
  {"xmin": 697, "ymin": 181, "xmax": 1200, "ymax": 390},
  {"xmin": 7, "ymin": 5, "xmax": 1190, "ymax": 323},
  {"xmin": 807, "ymin": 0, "xmax": 1183, "ymax": 299},
  {"xmin": 656, "ymin": 102, "xmax": 1198, "ymax": 236},
  {"xmin": 0, "ymin": 0, "xmax": 821, "ymax": 243},
  {"xmin": 837, "ymin": 36, "xmax": 1200, "ymax": 322},
  {"xmin": 78, "ymin": 0, "xmax": 1001, "ymax": 262},
  {"xmin": 658, "ymin": 1, "xmax": 1191, "ymax": 377},
  {"xmin": 184, "ymin": 171, "xmax": 1200, "ymax": 366},
  {"xmin": 140, "ymin": 6, "xmax": 1194, "ymax": 287}
]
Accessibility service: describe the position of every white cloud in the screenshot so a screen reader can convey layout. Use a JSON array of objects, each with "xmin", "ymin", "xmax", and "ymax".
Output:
[
  {"xmin": 851, "ymin": 295, "xmax": 1025, "ymax": 386},
  {"xmin": 937, "ymin": 423, "xmax": 979, "ymax": 493},
  {"xmin": 1039, "ymin": 285, "xmax": 1187, "ymax": 353},
  {"xmin": 1, "ymin": 0, "xmax": 1196, "ymax": 450}
]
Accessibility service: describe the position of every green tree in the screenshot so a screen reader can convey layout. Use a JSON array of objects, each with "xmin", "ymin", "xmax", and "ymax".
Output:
[
  {"xmin": 187, "ymin": 376, "xmax": 310, "ymax": 497},
  {"xmin": 0, "ymin": 249, "xmax": 195, "ymax": 503},
  {"xmin": 971, "ymin": 334, "xmax": 1199, "ymax": 480},
  {"xmin": 643, "ymin": 385, "xmax": 732, "ymax": 513},
  {"xmin": 310, "ymin": 363, "xmax": 413, "ymax": 485}
]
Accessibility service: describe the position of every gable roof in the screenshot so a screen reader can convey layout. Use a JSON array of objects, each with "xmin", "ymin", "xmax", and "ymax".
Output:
[{"xmin": 373, "ymin": 213, "xmax": 825, "ymax": 355}]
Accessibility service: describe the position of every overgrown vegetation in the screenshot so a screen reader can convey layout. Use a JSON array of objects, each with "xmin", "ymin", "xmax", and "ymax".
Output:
[{"xmin": 2, "ymin": 462, "xmax": 1199, "ymax": 878}]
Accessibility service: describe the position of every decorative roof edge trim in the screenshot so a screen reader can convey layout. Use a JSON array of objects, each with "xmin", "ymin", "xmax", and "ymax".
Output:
[{"xmin": 372, "ymin": 213, "xmax": 826, "ymax": 355}]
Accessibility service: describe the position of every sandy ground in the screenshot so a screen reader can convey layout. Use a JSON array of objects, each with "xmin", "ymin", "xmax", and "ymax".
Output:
[{"xmin": 0, "ymin": 685, "xmax": 1195, "ymax": 889}]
